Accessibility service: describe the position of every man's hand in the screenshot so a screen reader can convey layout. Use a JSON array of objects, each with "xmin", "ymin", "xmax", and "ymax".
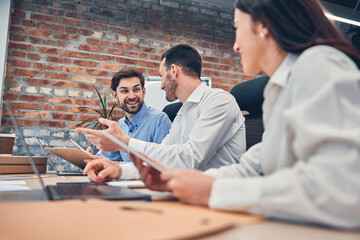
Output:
[
  {"xmin": 83, "ymin": 158, "xmax": 122, "ymax": 182},
  {"xmin": 131, "ymin": 153, "xmax": 170, "ymax": 191},
  {"xmin": 75, "ymin": 118, "xmax": 130, "ymax": 152},
  {"xmin": 162, "ymin": 170, "xmax": 214, "ymax": 206}
]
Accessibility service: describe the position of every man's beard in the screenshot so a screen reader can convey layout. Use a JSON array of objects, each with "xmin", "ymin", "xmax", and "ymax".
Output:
[
  {"xmin": 165, "ymin": 73, "xmax": 178, "ymax": 102},
  {"xmin": 119, "ymin": 98, "xmax": 144, "ymax": 114}
]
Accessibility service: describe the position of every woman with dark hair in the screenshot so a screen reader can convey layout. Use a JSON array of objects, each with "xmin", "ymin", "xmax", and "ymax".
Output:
[{"xmin": 134, "ymin": 0, "xmax": 360, "ymax": 228}]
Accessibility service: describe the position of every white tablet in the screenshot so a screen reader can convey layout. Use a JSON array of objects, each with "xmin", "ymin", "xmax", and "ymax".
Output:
[{"xmin": 101, "ymin": 130, "xmax": 169, "ymax": 173}]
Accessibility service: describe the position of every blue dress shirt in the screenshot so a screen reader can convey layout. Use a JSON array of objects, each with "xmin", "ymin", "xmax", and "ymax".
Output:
[{"xmin": 97, "ymin": 103, "xmax": 172, "ymax": 162}]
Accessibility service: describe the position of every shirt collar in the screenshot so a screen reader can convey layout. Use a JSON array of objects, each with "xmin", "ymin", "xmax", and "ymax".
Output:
[
  {"xmin": 185, "ymin": 83, "xmax": 207, "ymax": 103},
  {"xmin": 124, "ymin": 102, "xmax": 148, "ymax": 126},
  {"xmin": 269, "ymin": 53, "xmax": 299, "ymax": 87}
]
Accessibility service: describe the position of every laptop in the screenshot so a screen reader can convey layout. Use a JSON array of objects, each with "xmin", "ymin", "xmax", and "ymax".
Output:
[
  {"xmin": 36, "ymin": 137, "xmax": 84, "ymax": 176},
  {"xmin": 4, "ymin": 102, "xmax": 150, "ymax": 201}
]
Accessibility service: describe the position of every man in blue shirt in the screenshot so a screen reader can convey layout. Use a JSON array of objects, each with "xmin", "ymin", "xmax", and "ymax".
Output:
[{"xmin": 96, "ymin": 68, "xmax": 172, "ymax": 162}]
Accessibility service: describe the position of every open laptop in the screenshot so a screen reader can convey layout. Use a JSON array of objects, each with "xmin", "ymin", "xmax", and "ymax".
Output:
[
  {"xmin": 4, "ymin": 102, "xmax": 150, "ymax": 201},
  {"xmin": 36, "ymin": 137, "xmax": 83, "ymax": 176}
]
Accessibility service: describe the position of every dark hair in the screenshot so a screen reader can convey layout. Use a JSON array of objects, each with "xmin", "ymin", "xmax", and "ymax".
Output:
[
  {"xmin": 161, "ymin": 44, "xmax": 202, "ymax": 79},
  {"xmin": 235, "ymin": 0, "xmax": 360, "ymax": 67},
  {"xmin": 111, "ymin": 68, "xmax": 145, "ymax": 91}
]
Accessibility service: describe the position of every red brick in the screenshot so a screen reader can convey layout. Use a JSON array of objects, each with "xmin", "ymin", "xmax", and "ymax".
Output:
[
  {"xmin": 12, "ymin": 10, "xmax": 26, "ymax": 18},
  {"xmin": 37, "ymin": 22, "xmax": 51, "ymax": 30},
  {"xmin": 29, "ymin": 37, "xmax": 42, "ymax": 44},
  {"xmin": 22, "ymin": 111, "xmax": 50, "ymax": 119},
  {"xmin": 5, "ymin": 76, "xmax": 16, "ymax": 83},
  {"xmin": 203, "ymin": 56, "xmax": 219, "ymax": 63},
  {"xmin": 41, "ymin": 104, "xmax": 68, "ymax": 111},
  {"xmin": 87, "ymin": 69, "xmax": 109, "ymax": 76},
  {"xmin": 69, "ymin": 106, "xmax": 94, "ymax": 114},
  {"xmin": 211, "ymin": 78, "xmax": 228, "ymax": 84},
  {"xmin": 34, "ymin": 63, "xmax": 58, "ymax": 71},
  {"xmin": 25, "ymin": 78, "xmax": 50, "ymax": 85},
  {"xmin": 1, "ymin": 110, "xmax": 20, "ymax": 117},
  {"xmin": 38, "ymin": 7, "xmax": 63, "ymax": 16},
  {"xmin": 79, "ymin": 45, "xmax": 101, "ymax": 53},
  {"xmin": 84, "ymin": 22, "xmax": 108, "ymax": 31},
  {"xmin": 75, "ymin": 99, "xmax": 97, "ymax": 106},
  {"xmin": 54, "ymin": 33, "xmax": 79, "ymax": 40},
  {"xmin": 78, "ymin": 83, "xmax": 96, "ymax": 90},
  {"xmin": 87, "ymin": 38, "xmax": 110, "ymax": 46},
  {"xmin": 230, "ymin": 79, "xmax": 242, "ymax": 85},
  {"xmin": 27, "ymin": 53, "xmax": 40, "ymax": 60},
  {"xmin": 13, "ymin": 51, "xmax": 26, "ymax": 58},
  {"xmin": 112, "ymin": 43, "xmax": 133, "ymax": 50},
  {"xmin": 202, "ymin": 63, "xmax": 212, "ymax": 69},
  {"xmin": 65, "ymin": 51, "xmax": 90, "ymax": 58},
  {"xmin": 60, "ymin": 18, "xmax": 83, "ymax": 26},
  {"xmin": 15, "ymin": 69, "xmax": 41, "ymax": 77},
  {"xmin": 44, "ymin": 72, "xmax": 69, "ymax": 80},
  {"xmin": 39, "ymin": 120, "xmax": 65, "ymax": 128},
  {"xmin": 52, "ymin": 113, "xmax": 76, "ymax": 121},
  {"xmin": 51, "ymin": 25, "xmax": 64, "ymax": 32},
  {"xmin": 147, "ymin": 69, "xmax": 159, "ymax": 76},
  {"xmin": 116, "ymin": 57, "xmax": 138, "ymax": 65},
  {"xmin": 128, "ymin": 52, "xmax": 148, "ymax": 59},
  {"xmin": 79, "ymin": 29, "xmax": 92, "ymax": 36},
  {"xmin": 57, "ymin": 41, "xmax": 66, "ymax": 47},
  {"xmin": 39, "ymin": 47, "xmax": 63, "ymax": 54},
  {"xmin": 65, "ymin": 27, "xmax": 77, "ymax": 33},
  {"xmin": 6, "ymin": 67, "xmax": 14, "ymax": 74},
  {"xmin": 8, "ymin": 43, "xmax": 34, "ymax": 51},
  {"xmin": 139, "ymin": 60, "xmax": 158, "ymax": 68},
  {"xmin": 203, "ymin": 70, "xmax": 221, "ymax": 77},
  {"xmin": 218, "ymin": 85, "xmax": 232, "ymax": 91},
  {"xmin": 91, "ymin": 54, "xmax": 114, "ymax": 61},
  {"xmin": 156, "ymin": 35, "xmax": 176, "ymax": 42},
  {"xmin": 79, "ymin": 115, "xmax": 98, "ymax": 122},
  {"xmin": 31, "ymin": 13, "xmax": 57, "ymax": 22},
  {"xmin": 96, "ymin": 78, "xmax": 111, "ymax": 85},
  {"xmin": 12, "ymin": 35, "xmax": 26, "ymax": 42},
  {"xmin": 66, "ymin": 12, "xmax": 86, "ymax": 20},
  {"xmin": 51, "ymin": 81, "xmax": 77, "ymax": 88},
  {"xmin": 103, "ymin": 48, "xmax": 125, "ymax": 56},
  {"xmin": 47, "ymin": 56, "xmax": 71, "ymax": 64},
  {"xmin": 60, "ymin": 66, "xmax": 85, "ymax": 74},
  {"xmin": 150, "ymin": 55, "xmax": 161, "ymax": 61},
  {"xmin": 99, "ymin": 62, "xmax": 122, "ymax": 71},
  {"xmin": 213, "ymin": 64, "xmax": 231, "ymax": 71},
  {"xmin": 73, "ymin": 60, "xmax": 96, "ymax": 67},
  {"xmin": 3, "ymin": 93, "xmax": 18, "ymax": 100},
  {"xmin": 222, "ymin": 72, "xmax": 239, "ymax": 78},
  {"xmin": 68, "ymin": 122, "xmax": 82, "ymax": 128},
  {"xmin": 220, "ymin": 59, "xmax": 236, "ymax": 65},
  {"xmin": 25, "ymin": 29, "xmax": 50, "ymax": 37},
  {"xmin": 219, "ymin": 44, "xmax": 233, "ymax": 51},
  {"xmin": 19, "ymin": 95, "xmax": 47, "ymax": 102},
  {"xmin": 43, "ymin": 40, "xmax": 56, "ymax": 46},
  {"xmin": 111, "ymin": 27, "xmax": 131, "ymax": 35},
  {"xmin": 49, "ymin": 97, "xmax": 75, "ymax": 104},
  {"xmin": 9, "ymin": 60, "xmax": 30, "ymax": 68}
]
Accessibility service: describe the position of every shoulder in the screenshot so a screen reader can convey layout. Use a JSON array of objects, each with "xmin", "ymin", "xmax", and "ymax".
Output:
[
  {"xmin": 200, "ymin": 87, "xmax": 239, "ymax": 113},
  {"xmin": 145, "ymin": 106, "xmax": 171, "ymax": 122}
]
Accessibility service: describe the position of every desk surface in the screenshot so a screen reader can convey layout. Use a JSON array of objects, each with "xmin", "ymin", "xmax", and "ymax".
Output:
[{"xmin": 0, "ymin": 173, "xmax": 359, "ymax": 240}]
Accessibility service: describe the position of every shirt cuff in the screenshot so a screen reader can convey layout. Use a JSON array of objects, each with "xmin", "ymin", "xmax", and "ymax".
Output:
[
  {"xmin": 119, "ymin": 163, "xmax": 140, "ymax": 180},
  {"xmin": 208, "ymin": 177, "xmax": 263, "ymax": 214},
  {"xmin": 128, "ymin": 138, "xmax": 148, "ymax": 153}
]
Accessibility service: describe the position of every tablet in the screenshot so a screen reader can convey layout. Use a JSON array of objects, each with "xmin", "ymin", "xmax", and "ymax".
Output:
[
  {"xmin": 101, "ymin": 130, "xmax": 169, "ymax": 172},
  {"xmin": 44, "ymin": 147, "xmax": 93, "ymax": 169}
]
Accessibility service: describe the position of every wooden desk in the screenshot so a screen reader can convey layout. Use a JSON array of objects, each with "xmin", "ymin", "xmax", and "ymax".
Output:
[{"xmin": 0, "ymin": 174, "xmax": 359, "ymax": 240}]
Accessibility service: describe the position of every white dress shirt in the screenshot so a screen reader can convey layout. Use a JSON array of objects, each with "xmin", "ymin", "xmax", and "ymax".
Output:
[
  {"xmin": 206, "ymin": 46, "xmax": 360, "ymax": 229},
  {"xmin": 120, "ymin": 83, "xmax": 246, "ymax": 179}
]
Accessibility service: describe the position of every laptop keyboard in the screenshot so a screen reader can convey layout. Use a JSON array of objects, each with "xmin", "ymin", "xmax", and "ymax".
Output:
[{"xmin": 51, "ymin": 183, "xmax": 110, "ymax": 196}]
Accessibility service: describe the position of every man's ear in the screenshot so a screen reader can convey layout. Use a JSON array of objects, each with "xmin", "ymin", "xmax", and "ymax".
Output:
[
  {"xmin": 170, "ymin": 64, "xmax": 180, "ymax": 78},
  {"xmin": 111, "ymin": 89, "xmax": 117, "ymax": 101}
]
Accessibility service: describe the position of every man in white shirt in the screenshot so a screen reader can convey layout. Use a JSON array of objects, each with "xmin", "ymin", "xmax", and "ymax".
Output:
[{"xmin": 76, "ymin": 44, "xmax": 246, "ymax": 180}]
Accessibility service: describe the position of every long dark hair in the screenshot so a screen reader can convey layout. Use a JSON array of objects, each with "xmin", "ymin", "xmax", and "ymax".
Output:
[{"xmin": 235, "ymin": 0, "xmax": 360, "ymax": 67}]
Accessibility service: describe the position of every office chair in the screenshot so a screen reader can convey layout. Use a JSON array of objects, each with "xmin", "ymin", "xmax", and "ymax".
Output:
[
  {"xmin": 230, "ymin": 75, "xmax": 269, "ymax": 149},
  {"xmin": 162, "ymin": 102, "xmax": 182, "ymax": 122}
]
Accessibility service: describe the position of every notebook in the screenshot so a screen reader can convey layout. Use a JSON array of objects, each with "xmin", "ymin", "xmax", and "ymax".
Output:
[
  {"xmin": 36, "ymin": 137, "xmax": 83, "ymax": 176},
  {"xmin": 5, "ymin": 102, "xmax": 150, "ymax": 201}
]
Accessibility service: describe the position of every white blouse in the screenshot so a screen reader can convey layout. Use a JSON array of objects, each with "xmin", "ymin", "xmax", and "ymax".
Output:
[{"xmin": 206, "ymin": 46, "xmax": 360, "ymax": 229}]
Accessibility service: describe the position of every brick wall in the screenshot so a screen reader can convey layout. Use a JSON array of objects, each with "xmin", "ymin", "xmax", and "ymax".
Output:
[{"xmin": 2, "ymin": 0, "xmax": 255, "ymax": 170}]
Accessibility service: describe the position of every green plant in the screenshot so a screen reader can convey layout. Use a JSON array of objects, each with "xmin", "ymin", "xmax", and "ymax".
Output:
[{"xmin": 77, "ymin": 87, "xmax": 118, "ymax": 130}]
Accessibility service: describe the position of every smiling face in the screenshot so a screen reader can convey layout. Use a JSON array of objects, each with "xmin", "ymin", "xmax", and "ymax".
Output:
[
  {"xmin": 159, "ymin": 59, "xmax": 178, "ymax": 102},
  {"xmin": 112, "ymin": 76, "xmax": 145, "ymax": 117},
  {"xmin": 233, "ymin": 9, "xmax": 266, "ymax": 75}
]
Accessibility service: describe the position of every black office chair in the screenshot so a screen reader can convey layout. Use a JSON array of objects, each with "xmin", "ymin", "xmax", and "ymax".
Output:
[
  {"xmin": 230, "ymin": 75, "xmax": 269, "ymax": 149},
  {"xmin": 162, "ymin": 102, "xmax": 182, "ymax": 122}
]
